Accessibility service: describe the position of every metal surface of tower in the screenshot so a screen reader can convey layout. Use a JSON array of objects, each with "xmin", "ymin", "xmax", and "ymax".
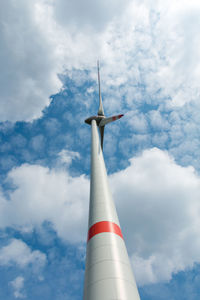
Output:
[{"xmin": 83, "ymin": 62, "xmax": 140, "ymax": 300}]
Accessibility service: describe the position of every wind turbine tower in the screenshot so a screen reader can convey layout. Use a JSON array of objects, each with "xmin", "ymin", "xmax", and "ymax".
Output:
[{"xmin": 84, "ymin": 62, "xmax": 140, "ymax": 300}]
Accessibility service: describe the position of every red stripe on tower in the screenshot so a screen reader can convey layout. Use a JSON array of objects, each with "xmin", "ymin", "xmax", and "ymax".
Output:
[{"xmin": 87, "ymin": 221, "xmax": 123, "ymax": 242}]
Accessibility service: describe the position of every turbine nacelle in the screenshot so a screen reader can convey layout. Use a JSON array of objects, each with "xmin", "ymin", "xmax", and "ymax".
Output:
[
  {"xmin": 85, "ymin": 115, "xmax": 105, "ymax": 126},
  {"xmin": 85, "ymin": 114, "xmax": 123, "ymax": 126}
]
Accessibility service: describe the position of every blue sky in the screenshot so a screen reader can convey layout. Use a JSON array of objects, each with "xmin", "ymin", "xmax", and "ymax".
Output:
[{"xmin": 1, "ymin": 0, "xmax": 200, "ymax": 299}]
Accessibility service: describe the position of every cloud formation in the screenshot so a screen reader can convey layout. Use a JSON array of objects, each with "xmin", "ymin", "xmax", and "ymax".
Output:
[
  {"xmin": 1, "ymin": 0, "xmax": 200, "ymax": 290},
  {"xmin": 0, "ymin": 0, "xmax": 62, "ymax": 121},
  {"xmin": 111, "ymin": 148, "xmax": 200, "ymax": 285},
  {"xmin": 1, "ymin": 0, "xmax": 200, "ymax": 122},
  {"xmin": 0, "ymin": 164, "xmax": 89, "ymax": 243},
  {"xmin": 1, "ymin": 148, "xmax": 200, "ymax": 286},
  {"xmin": 54, "ymin": 0, "xmax": 130, "ymax": 32},
  {"xmin": 0, "ymin": 238, "xmax": 46, "ymax": 269},
  {"xmin": 10, "ymin": 276, "xmax": 25, "ymax": 299}
]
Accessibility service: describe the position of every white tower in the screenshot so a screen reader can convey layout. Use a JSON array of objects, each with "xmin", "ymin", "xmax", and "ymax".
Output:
[{"xmin": 83, "ymin": 62, "xmax": 140, "ymax": 300}]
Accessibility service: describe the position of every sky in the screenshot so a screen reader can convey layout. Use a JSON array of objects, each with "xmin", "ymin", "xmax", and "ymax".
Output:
[{"xmin": 0, "ymin": 0, "xmax": 200, "ymax": 299}]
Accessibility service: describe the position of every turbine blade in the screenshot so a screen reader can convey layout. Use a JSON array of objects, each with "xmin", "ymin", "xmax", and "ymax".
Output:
[
  {"xmin": 99, "ymin": 114, "xmax": 124, "ymax": 127},
  {"xmin": 99, "ymin": 125, "xmax": 105, "ymax": 150},
  {"xmin": 97, "ymin": 61, "xmax": 104, "ymax": 116}
]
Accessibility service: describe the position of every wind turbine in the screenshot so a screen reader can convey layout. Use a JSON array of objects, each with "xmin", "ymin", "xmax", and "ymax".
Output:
[
  {"xmin": 85, "ymin": 61, "xmax": 123, "ymax": 150},
  {"xmin": 84, "ymin": 62, "xmax": 140, "ymax": 300}
]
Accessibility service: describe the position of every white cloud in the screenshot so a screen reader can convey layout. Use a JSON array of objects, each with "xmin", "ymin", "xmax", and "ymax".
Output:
[
  {"xmin": 127, "ymin": 111, "xmax": 148, "ymax": 134},
  {"xmin": 0, "ymin": 0, "xmax": 62, "ymax": 122},
  {"xmin": 0, "ymin": 164, "xmax": 89, "ymax": 243},
  {"xmin": 10, "ymin": 276, "xmax": 25, "ymax": 299},
  {"xmin": 1, "ymin": 0, "xmax": 200, "ymax": 121},
  {"xmin": 44, "ymin": 118, "xmax": 61, "ymax": 136},
  {"xmin": 98, "ymin": 0, "xmax": 200, "ymax": 109},
  {"xmin": 29, "ymin": 135, "xmax": 45, "ymax": 152},
  {"xmin": 110, "ymin": 148, "xmax": 200, "ymax": 285},
  {"xmin": 0, "ymin": 239, "xmax": 46, "ymax": 269},
  {"xmin": 54, "ymin": 0, "xmax": 131, "ymax": 32},
  {"xmin": 148, "ymin": 110, "xmax": 169, "ymax": 130},
  {"xmin": 58, "ymin": 149, "xmax": 80, "ymax": 166},
  {"xmin": 1, "ymin": 148, "xmax": 200, "ymax": 285},
  {"xmin": 148, "ymin": 0, "xmax": 200, "ymax": 107},
  {"xmin": 0, "ymin": 0, "xmax": 132, "ymax": 122},
  {"xmin": 166, "ymin": 103, "xmax": 200, "ymax": 171}
]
